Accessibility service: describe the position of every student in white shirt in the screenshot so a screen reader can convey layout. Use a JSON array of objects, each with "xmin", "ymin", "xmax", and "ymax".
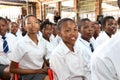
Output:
[
  {"xmin": 40, "ymin": 21, "xmax": 55, "ymax": 66},
  {"xmin": 91, "ymin": 2, "xmax": 120, "ymax": 80},
  {"xmin": 9, "ymin": 15, "xmax": 50, "ymax": 80},
  {"xmin": 91, "ymin": 30, "xmax": 120, "ymax": 80},
  {"xmin": 93, "ymin": 21, "xmax": 101, "ymax": 40},
  {"xmin": 9, "ymin": 22, "xmax": 23, "ymax": 40},
  {"xmin": 0, "ymin": 17, "xmax": 16, "ymax": 80},
  {"xmin": 50, "ymin": 18, "xmax": 87, "ymax": 80},
  {"xmin": 75, "ymin": 18, "xmax": 95, "ymax": 80},
  {"xmin": 50, "ymin": 23, "xmax": 62, "ymax": 48},
  {"xmin": 95, "ymin": 16, "xmax": 117, "ymax": 47},
  {"xmin": 9, "ymin": 22, "xmax": 19, "ymax": 37}
]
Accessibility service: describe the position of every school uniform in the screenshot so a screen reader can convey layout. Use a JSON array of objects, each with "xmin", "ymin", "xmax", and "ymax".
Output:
[
  {"xmin": 0, "ymin": 33, "xmax": 16, "ymax": 65},
  {"xmin": 10, "ymin": 34, "xmax": 48, "ymax": 80},
  {"xmin": 49, "ymin": 34, "xmax": 62, "ymax": 48},
  {"xmin": 75, "ymin": 37, "xmax": 95, "ymax": 80},
  {"xmin": 10, "ymin": 34, "xmax": 47, "ymax": 69},
  {"xmin": 0, "ymin": 32, "xmax": 16, "ymax": 78},
  {"xmin": 50, "ymin": 40, "xmax": 88, "ymax": 80},
  {"xmin": 91, "ymin": 32, "xmax": 120, "ymax": 80},
  {"xmin": 45, "ymin": 39, "xmax": 55, "ymax": 60},
  {"xmin": 95, "ymin": 31, "xmax": 110, "ymax": 48},
  {"xmin": 37, "ymin": 31, "xmax": 43, "ymax": 38}
]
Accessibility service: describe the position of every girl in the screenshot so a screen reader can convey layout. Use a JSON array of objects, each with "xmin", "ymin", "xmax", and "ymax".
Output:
[
  {"xmin": 9, "ymin": 15, "xmax": 49, "ymax": 80},
  {"xmin": 50, "ymin": 18, "xmax": 86, "ymax": 80}
]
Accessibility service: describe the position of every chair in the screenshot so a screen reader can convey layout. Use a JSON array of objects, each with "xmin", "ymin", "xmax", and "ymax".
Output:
[
  {"xmin": 13, "ymin": 63, "xmax": 19, "ymax": 80},
  {"xmin": 48, "ymin": 69, "xmax": 53, "ymax": 80}
]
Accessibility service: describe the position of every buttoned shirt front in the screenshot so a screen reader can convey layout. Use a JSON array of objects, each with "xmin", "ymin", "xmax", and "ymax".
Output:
[
  {"xmin": 10, "ymin": 34, "xmax": 47, "ymax": 69},
  {"xmin": 0, "ymin": 33, "xmax": 16, "ymax": 65},
  {"xmin": 50, "ymin": 40, "xmax": 88, "ymax": 80}
]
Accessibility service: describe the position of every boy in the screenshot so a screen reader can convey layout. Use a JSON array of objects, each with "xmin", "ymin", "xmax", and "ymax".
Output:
[
  {"xmin": 91, "ymin": 2, "xmax": 120, "ymax": 80},
  {"xmin": 95, "ymin": 16, "xmax": 117, "ymax": 47}
]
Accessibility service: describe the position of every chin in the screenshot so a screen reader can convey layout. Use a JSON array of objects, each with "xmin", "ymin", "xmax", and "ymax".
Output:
[{"xmin": 70, "ymin": 41, "xmax": 76, "ymax": 46}]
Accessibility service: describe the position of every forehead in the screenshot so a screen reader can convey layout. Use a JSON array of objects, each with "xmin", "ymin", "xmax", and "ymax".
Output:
[
  {"xmin": 45, "ymin": 24, "xmax": 52, "ymax": 28},
  {"xmin": 60, "ymin": 21, "xmax": 76, "ymax": 28},
  {"xmin": 107, "ymin": 19, "xmax": 116, "ymax": 22},
  {"xmin": 82, "ymin": 20, "xmax": 92, "ymax": 26},
  {"xmin": 0, "ymin": 20, "xmax": 7, "ymax": 24},
  {"xmin": 25, "ymin": 16, "xmax": 37, "ymax": 21}
]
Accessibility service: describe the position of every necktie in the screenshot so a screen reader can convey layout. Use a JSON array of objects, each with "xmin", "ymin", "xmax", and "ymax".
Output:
[
  {"xmin": 2, "ymin": 36, "xmax": 9, "ymax": 53},
  {"xmin": 90, "ymin": 43, "xmax": 94, "ymax": 52}
]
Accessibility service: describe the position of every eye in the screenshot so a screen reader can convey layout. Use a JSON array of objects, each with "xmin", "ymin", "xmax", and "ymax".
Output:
[
  {"xmin": 84, "ymin": 26, "xmax": 89, "ymax": 29},
  {"xmin": 27, "ymin": 22, "xmax": 31, "ymax": 24},
  {"xmin": 35, "ymin": 21, "xmax": 38, "ymax": 24},
  {"xmin": 74, "ymin": 28, "xmax": 78, "ymax": 31},
  {"xmin": 65, "ymin": 29, "xmax": 70, "ymax": 32}
]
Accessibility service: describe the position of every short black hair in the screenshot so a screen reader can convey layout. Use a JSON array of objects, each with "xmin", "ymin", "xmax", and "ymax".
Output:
[
  {"xmin": 0, "ymin": 17, "xmax": 7, "ymax": 24},
  {"xmin": 77, "ymin": 18, "xmax": 91, "ymax": 30},
  {"xmin": 57, "ymin": 18, "xmax": 75, "ymax": 30},
  {"xmin": 101, "ymin": 16, "xmax": 115, "ymax": 28},
  {"xmin": 40, "ymin": 20, "xmax": 52, "ymax": 30}
]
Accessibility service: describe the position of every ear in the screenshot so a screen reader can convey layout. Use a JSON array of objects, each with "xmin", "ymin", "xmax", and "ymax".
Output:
[
  {"xmin": 57, "ymin": 31, "xmax": 61, "ymax": 37},
  {"xmin": 102, "ymin": 25, "xmax": 106, "ymax": 31},
  {"xmin": 23, "ymin": 26, "xmax": 27, "ymax": 31}
]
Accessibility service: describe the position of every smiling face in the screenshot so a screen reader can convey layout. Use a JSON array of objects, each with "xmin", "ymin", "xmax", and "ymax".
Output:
[
  {"xmin": 42, "ymin": 24, "xmax": 53, "ymax": 41},
  {"xmin": 59, "ymin": 20, "xmax": 78, "ymax": 47},
  {"xmin": 24, "ymin": 16, "xmax": 39, "ymax": 35},
  {"xmin": 10, "ymin": 22, "xmax": 19, "ymax": 35}
]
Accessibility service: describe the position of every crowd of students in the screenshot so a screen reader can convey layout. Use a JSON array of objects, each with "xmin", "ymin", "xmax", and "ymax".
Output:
[{"xmin": 0, "ymin": 12, "xmax": 120, "ymax": 80}]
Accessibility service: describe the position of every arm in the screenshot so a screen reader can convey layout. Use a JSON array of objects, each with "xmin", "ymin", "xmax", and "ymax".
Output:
[{"xmin": 10, "ymin": 61, "xmax": 48, "ymax": 75}]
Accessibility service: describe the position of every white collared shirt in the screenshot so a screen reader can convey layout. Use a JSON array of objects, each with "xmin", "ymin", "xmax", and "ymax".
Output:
[
  {"xmin": 75, "ymin": 37, "xmax": 95, "ymax": 80},
  {"xmin": 50, "ymin": 35, "xmax": 62, "ymax": 47},
  {"xmin": 95, "ymin": 31, "xmax": 111, "ymax": 48},
  {"xmin": 45, "ymin": 39, "xmax": 55, "ymax": 60},
  {"xmin": 91, "ymin": 32, "xmax": 120, "ymax": 80},
  {"xmin": 50, "ymin": 40, "xmax": 88, "ymax": 80},
  {"xmin": 0, "ymin": 33, "xmax": 16, "ymax": 65},
  {"xmin": 10, "ymin": 34, "xmax": 47, "ymax": 69},
  {"xmin": 75, "ymin": 37, "xmax": 95, "ymax": 63}
]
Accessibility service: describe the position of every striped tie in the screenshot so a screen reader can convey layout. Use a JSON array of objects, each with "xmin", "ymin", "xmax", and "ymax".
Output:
[
  {"xmin": 2, "ymin": 36, "xmax": 9, "ymax": 53},
  {"xmin": 90, "ymin": 43, "xmax": 94, "ymax": 52}
]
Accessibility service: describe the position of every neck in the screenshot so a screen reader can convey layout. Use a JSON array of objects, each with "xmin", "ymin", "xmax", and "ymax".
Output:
[
  {"xmin": 65, "ymin": 42, "xmax": 74, "ymax": 52},
  {"xmin": 81, "ymin": 36, "xmax": 90, "ymax": 42},
  {"xmin": 106, "ymin": 32, "xmax": 111, "ymax": 38},
  {"xmin": 28, "ymin": 33, "xmax": 38, "ymax": 45}
]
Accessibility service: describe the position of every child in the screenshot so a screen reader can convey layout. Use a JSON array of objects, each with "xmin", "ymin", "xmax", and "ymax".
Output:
[
  {"xmin": 95, "ymin": 16, "xmax": 117, "ymax": 47},
  {"xmin": 76, "ymin": 18, "xmax": 95, "ymax": 80},
  {"xmin": 9, "ymin": 15, "xmax": 49, "ymax": 80},
  {"xmin": 77, "ymin": 18, "xmax": 95, "ymax": 52},
  {"xmin": 40, "ymin": 20, "xmax": 55, "ymax": 66},
  {"xmin": 93, "ymin": 21, "xmax": 101, "ymax": 40},
  {"xmin": 0, "ymin": 17, "xmax": 16, "ymax": 80},
  {"xmin": 91, "ymin": 3, "xmax": 120, "ymax": 80},
  {"xmin": 50, "ymin": 18, "xmax": 87, "ymax": 80},
  {"xmin": 10, "ymin": 22, "xmax": 19, "ymax": 36}
]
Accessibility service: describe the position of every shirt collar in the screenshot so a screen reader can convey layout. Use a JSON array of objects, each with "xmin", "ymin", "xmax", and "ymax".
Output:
[
  {"xmin": 59, "ymin": 40, "xmax": 73, "ymax": 55},
  {"xmin": 24, "ymin": 34, "xmax": 41, "ymax": 43},
  {"xmin": 0, "ymin": 33, "xmax": 8, "ymax": 39},
  {"xmin": 79, "ymin": 37, "xmax": 91, "ymax": 47}
]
